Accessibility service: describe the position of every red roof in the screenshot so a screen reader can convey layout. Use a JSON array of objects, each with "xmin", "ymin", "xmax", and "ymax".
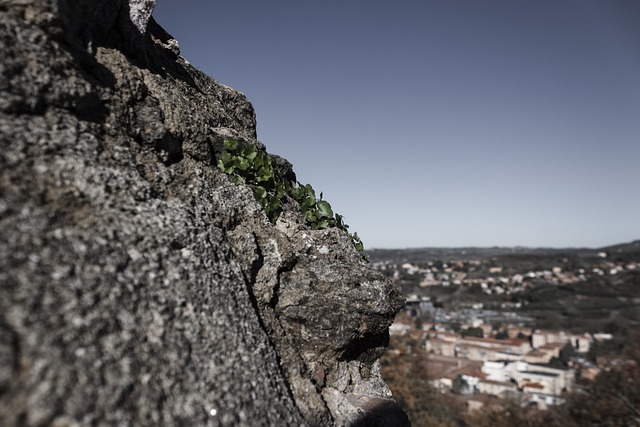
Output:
[{"xmin": 523, "ymin": 382, "xmax": 545, "ymax": 390}]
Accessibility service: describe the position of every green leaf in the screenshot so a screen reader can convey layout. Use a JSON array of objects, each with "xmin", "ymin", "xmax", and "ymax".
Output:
[
  {"xmin": 237, "ymin": 158, "xmax": 250, "ymax": 170},
  {"xmin": 317, "ymin": 219, "xmax": 330, "ymax": 229},
  {"xmin": 252, "ymin": 185, "xmax": 267, "ymax": 200},
  {"xmin": 243, "ymin": 145, "xmax": 258, "ymax": 160},
  {"xmin": 316, "ymin": 200, "xmax": 333, "ymax": 218},
  {"xmin": 219, "ymin": 151, "xmax": 233, "ymax": 163},
  {"xmin": 304, "ymin": 184, "xmax": 316, "ymax": 198},
  {"xmin": 224, "ymin": 139, "xmax": 238, "ymax": 150},
  {"xmin": 350, "ymin": 232, "xmax": 364, "ymax": 252},
  {"xmin": 304, "ymin": 210, "xmax": 317, "ymax": 223},
  {"xmin": 304, "ymin": 194, "xmax": 316, "ymax": 207}
]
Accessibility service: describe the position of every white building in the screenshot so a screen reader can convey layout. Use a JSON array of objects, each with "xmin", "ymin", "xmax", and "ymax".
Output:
[
  {"xmin": 481, "ymin": 360, "xmax": 575, "ymax": 397},
  {"xmin": 531, "ymin": 330, "xmax": 592, "ymax": 354}
]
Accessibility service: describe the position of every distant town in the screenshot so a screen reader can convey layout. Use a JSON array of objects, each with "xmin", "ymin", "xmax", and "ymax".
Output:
[
  {"xmin": 373, "ymin": 241, "xmax": 640, "ymax": 416},
  {"xmin": 388, "ymin": 300, "xmax": 609, "ymax": 410},
  {"xmin": 375, "ymin": 250, "xmax": 638, "ymax": 296}
]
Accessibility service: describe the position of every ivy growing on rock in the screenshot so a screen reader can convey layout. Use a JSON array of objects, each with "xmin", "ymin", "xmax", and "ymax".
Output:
[
  {"xmin": 217, "ymin": 138, "xmax": 286, "ymax": 220},
  {"xmin": 217, "ymin": 139, "xmax": 365, "ymax": 254}
]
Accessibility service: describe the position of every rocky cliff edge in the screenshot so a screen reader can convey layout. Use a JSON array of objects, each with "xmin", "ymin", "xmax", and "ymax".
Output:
[{"xmin": 0, "ymin": 1, "xmax": 408, "ymax": 426}]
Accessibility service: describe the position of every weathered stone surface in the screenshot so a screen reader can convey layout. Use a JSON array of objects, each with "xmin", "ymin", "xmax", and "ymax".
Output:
[
  {"xmin": 0, "ymin": 1, "xmax": 407, "ymax": 426},
  {"xmin": 127, "ymin": 0, "xmax": 156, "ymax": 34}
]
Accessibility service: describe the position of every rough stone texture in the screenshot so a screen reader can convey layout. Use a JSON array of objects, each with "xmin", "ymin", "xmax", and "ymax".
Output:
[
  {"xmin": 0, "ymin": 1, "xmax": 408, "ymax": 426},
  {"xmin": 127, "ymin": 0, "xmax": 156, "ymax": 34}
]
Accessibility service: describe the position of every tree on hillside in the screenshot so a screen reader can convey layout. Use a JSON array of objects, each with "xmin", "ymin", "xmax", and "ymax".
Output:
[
  {"xmin": 562, "ymin": 331, "xmax": 640, "ymax": 426},
  {"xmin": 381, "ymin": 333, "xmax": 464, "ymax": 426},
  {"xmin": 459, "ymin": 393, "xmax": 586, "ymax": 427}
]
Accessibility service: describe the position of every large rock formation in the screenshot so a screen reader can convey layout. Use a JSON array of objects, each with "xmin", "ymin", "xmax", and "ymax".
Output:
[{"xmin": 0, "ymin": 1, "xmax": 408, "ymax": 426}]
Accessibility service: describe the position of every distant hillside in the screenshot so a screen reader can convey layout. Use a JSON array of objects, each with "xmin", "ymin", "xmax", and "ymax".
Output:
[
  {"xmin": 368, "ymin": 240, "xmax": 640, "ymax": 334},
  {"xmin": 600, "ymin": 239, "xmax": 640, "ymax": 252},
  {"xmin": 366, "ymin": 240, "xmax": 640, "ymax": 264}
]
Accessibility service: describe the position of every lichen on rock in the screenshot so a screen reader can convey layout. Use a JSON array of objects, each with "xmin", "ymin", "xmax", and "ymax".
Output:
[{"xmin": 0, "ymin": 1, "xmax": 408, "ymax": 426}]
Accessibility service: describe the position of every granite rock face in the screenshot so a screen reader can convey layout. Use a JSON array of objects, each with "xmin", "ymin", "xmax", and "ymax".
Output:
[{"xmin": 0, "ymin": 1, "xmax": 407, "ymax": 426}]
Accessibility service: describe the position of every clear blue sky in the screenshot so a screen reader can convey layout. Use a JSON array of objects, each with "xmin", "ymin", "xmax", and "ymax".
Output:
[{"xmin": 153, "ymin": 1, "xmax": 640, "ymax": 249}]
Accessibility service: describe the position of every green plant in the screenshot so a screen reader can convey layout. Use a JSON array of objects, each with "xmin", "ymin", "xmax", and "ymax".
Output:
[
  {"xmin": 217, "ymin": 139, "xmax": 365, "ymax": 255},
  {"xmin": 217, "ymin": 139, "xmax": 286, "ymax": 220}
]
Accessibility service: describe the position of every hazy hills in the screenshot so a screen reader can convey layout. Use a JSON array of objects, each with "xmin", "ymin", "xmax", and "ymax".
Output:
[{"xmin": 367, "ymin": 240, "xmax": 640, "ymax": 264}]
